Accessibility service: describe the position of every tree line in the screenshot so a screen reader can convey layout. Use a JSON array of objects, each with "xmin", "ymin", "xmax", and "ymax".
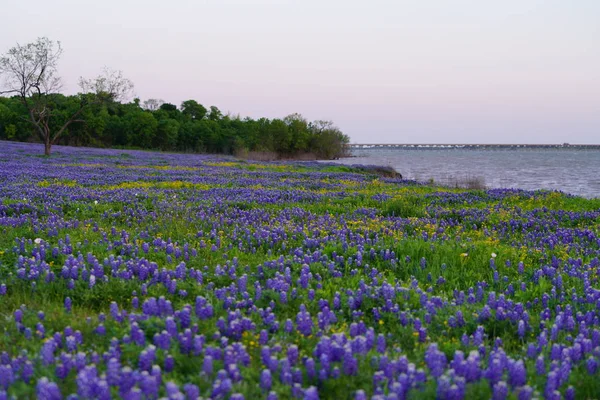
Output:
[
  {"xmin": 0, "ymin": 96, "xmax": 349, "ymax": 158},
  {"xmin": 0, "ymin": 38, "xmax": 349, "ymax": 158}
]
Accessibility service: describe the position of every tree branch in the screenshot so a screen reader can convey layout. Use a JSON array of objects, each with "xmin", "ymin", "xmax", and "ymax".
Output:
[
  {"xmin": 0, "ymin": 89, "xmax": 20, "ymax": 95},
  {"xmin": 51, "ymin": 106, "xmax": 85, "ymax": 144}
]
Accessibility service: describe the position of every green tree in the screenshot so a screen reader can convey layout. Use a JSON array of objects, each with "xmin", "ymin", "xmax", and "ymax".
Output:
[
  {"xmin": 269, "ymin": 119, "xmax": 291, "ymax": 154},
  {"xmin": 177, "ymin": 120, "xmax": 205, "ymax": 152},
  {"xmin": 208, "ymin": 106, "xmax": 222, "ymax": 121},
  {"xmin": 181, "ymin": 100, "xmax": 207, "ymax": 121},
  {"xmin": 284, "ymin": 113, "xmax": 311, "ymax": 153},
  {"xmin": 158, "ymin": 103, "xmax": 180, "ymax": 120},
  {"xmin": 124, "ymin": 111, "xmax": 157, "ymax": 148},
  {"xmin": 309, "ymin": 120, "xmax": 350, "ymax": 159},
  {"xmin": 154, "ymin": 118, "xmax": 180, "ymax": 150}
]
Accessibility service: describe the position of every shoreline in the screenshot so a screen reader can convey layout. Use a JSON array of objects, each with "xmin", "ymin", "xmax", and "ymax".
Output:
[{"xmin": 323, "ymin": 150, "xmax": 600, "ymax": 199}]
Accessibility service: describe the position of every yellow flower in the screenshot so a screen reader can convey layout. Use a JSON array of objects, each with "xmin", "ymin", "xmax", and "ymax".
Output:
[
  {"xmin": 460, "ymin": 253, "xmax": 469, "ymax": 257},
  {"xmin": 378, "ymin": 320, "xmax": 384, "ymax": 325}
]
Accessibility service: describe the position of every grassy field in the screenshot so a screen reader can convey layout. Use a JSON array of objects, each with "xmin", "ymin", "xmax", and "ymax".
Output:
[{"xmin": 1, "ymin": 141, "xmax": 600, "ymax": 399}]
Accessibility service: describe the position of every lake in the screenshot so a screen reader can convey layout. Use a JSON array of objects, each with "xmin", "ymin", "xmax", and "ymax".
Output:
[{"xmin": 329, "ymin": 147, "xmax": 600, "ymax": 198}]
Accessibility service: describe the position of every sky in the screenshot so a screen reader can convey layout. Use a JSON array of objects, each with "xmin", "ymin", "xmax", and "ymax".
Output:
[{"xmin": 1, "ymin": 0, "xmax": 599, "ymax": 144}]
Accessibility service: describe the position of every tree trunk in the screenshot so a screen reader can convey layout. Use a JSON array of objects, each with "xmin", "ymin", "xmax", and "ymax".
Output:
[{"xmin": 44, "ymin": 138, "xmax": 52, "ymax": 156}]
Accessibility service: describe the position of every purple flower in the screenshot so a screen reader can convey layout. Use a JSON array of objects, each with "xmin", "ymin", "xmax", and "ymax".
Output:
[
  {"xmin": 21, "ymin": 361, "xmax": 34, "ymax": 383},
  {"xmin": 183, "ymin": 384, "xmax": 199, "ymax": 400},
  {"xmin": 36, "ymin": 378, "xmax": 62, "ymax": 400},
  {"xmin": 260, "ymin": 369, "xmax": 272, "ymax": 391},
  {"xmin": 76, "ymin": 365, "xmax": 98, "ymax": 399},
  {"xmin": 109, "ymin": 302, "xmax": 121, "ymax": 321},
  {"xmin": 203, "ymin": 355, "xmax": 213, "ymax": 375},
  {"xmin": 535, "ymin": 355, "xmax": 545, "ymax": 375},
  {"xmin": 138, "ymin": 346, "xmax": 156, "ymax": 371},
  {"xmin": 376, "ymin": 334, "xmax": 386, "ymax": 353},
  {"xmin": 105, "ymin": 358, "xmax": 120, "ymax": 387},
  {"xmin": 95, "ymin": 324, "xmax": 106, "ymax": 336},
  {"xmin": 517, "ymin": 386, "xmax": 533, "ymax": 400},
  {"xmin": 259, "ymin": 329, "xmax": 269, "ymax": 345},
  {"xmin": 565, "ymin": 386, "xmax": 575, "ymax": 400},
  {"xmin": 14, "ymin": 309, "xmax": 22, "ymax": 324},
  {"xmin": 425, "ymin": 343, "xmax": 447, "ymax": 378},
  {"xmin": 211, "ymin": 377, "xmax": 232, "ymax": 398},
  {"xmin": 296, "ymin": 304, "xmax": 313, "ymax": 336},
  {"xmin": 165, "ymin": 355, "xmax": 175, "ymax": 372},
  {"xmin": 492, "ymin": 381, "xmax": 508, "ymax": 400},
  {"xmin": 140, "ymin": 371, "xmax": 159, "ymax": 399},
  {"xmin": 65, "ymin": 336, "xmax": 77, "ymax": 353},
  {"xmin": 586, "ymin": 357, "xmax": 598, "ymax": 374},
  {"xmin": 64, "ymin": 297, "xmax": 72, "ymax": 313},
  {"xmin": 342, "ymin": 349, "xmax": 358, "ymax": 376},
  {"xmin": 486, "ymin": 358, "xmax": 504, "ymax": 385},
  {"xmin": 508, "ymin": 360, "xmax": 526, "ymax": 387},
  {"xmin": 41, "ymin": 339, "xmax": 57, "ymax": 366},
  {"xmin": 0, "ymin": 365, "xmax": 14, "ymax": 390},
  {"xmin": 287, "ymin": 345, "xmax": 299, "ymax": 365},
  {"xmin": 355, "ymin": 390, "xmax": 367, "ymax": 400},
  {"xmin": 285, "ymin": 319, "xmax": 294, "ymax": 333},
  {"xmin": 304, "ymin": 386, "xmax": 319, "ymax": 400},
  {"xmin": 517, "ymin": 320, "xmax": 526, "ymax": 338}
]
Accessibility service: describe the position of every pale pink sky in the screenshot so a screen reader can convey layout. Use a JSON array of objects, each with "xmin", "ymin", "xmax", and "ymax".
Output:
[{"xmin": 1, "ymin": 0, "xmax": 599, "ymax": 143}]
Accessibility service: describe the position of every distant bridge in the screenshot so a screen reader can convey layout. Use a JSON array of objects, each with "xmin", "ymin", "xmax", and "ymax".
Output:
[{"xmin": 348, "ymin": 143, "xmax": 600, "ymax": 149}]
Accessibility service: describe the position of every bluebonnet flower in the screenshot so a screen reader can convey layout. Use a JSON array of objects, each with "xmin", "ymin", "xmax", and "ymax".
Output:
[
  {"xmin": 508, "ymin": 360, "xmax": 526, "ymax": 387},
  {"xmin": 165, "ymin": 355, "xmax": 175, "ymax": 372},
  {"xmin": 0, "ymin": 365, "xmax": 13, "ymax": 391},
  {"xmin": 424, "ymin": 343, "xmax": 447, "ymax": 377},
  {"xmin": 203, "ymin": 355, "xmax": 213, "ymax": 375},
  {"xmin": 36, "ymin": 378, "xmax": 62, "ymax": 400},
  {"xmin": 41, "ymin": 339, "xmax": 57, "ymax": 366},
  {"xmin": 287, "ymin": 344, "xmax": 299, "ymax": 365},
  {"xmin": 492, "ymin": 381, "xmax": 508, "ymax": 400},
  {"xmin": 260, "ymin": 369, "xmax": 272, "ymax": 391},
  {"xmin": 354, "ymin": 390, "xmax": 367, "ymax": 400},
  {"xmin": 304, "ymin": 386, "xmax": 319, "ymax": 400},
  {"xmin": 183, "ymin": 384, "xmax": 199, "ymax": 400},
  {"xmin": 517, "ymin": 386, "xmax": 533, "ymax": 400},
  {"xmin": 518, "ymin": 320, "xmax": 526, "ymax": 338},
  {"xmin": 64, "ymin": 297, "xmax": 72, "ymax": 313},
  {"xmin": 342, "ymin": 349, "xmax": 358, "ymax": 376},
  {"xmin": 14, "ymin": 309, "xmax": 22, "ymax": 323}
]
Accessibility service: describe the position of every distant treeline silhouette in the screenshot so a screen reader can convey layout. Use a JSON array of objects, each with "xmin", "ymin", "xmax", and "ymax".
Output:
[{"xmin": 0, "ymin": 96, "xmax": 349, "ymax": 159}]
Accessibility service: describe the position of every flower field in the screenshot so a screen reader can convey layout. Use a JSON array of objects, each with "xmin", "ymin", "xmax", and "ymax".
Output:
[{"xmin": 1, "ymin": 141, "xmax": 600, "ymax": 400}]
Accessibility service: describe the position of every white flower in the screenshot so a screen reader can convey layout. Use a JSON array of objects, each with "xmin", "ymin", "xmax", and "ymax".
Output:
[
  {"xmin": 94, "ymin": 200, "xmax": 98, "ymax": 205},
  {"xmin": 491, "ymin": 253, "xmax": 497, "ymax": 258},
  {"xmin": 34, "ymin": 238, "xmax": 42, "ymax": 244}
]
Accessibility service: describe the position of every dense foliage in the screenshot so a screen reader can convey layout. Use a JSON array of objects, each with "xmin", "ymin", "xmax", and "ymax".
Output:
[
  {"xmin": 2, "ymin": 141, "xmax": 600, "ymax": 399},
  {"xmin": 0, "ymin": 96, "xmax": 349, "ymax": 159}
]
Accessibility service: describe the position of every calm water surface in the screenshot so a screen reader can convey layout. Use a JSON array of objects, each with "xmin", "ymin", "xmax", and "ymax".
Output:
[{"xmin": 329, "ymin": 148, "xmax": 600, "ymax": 198}]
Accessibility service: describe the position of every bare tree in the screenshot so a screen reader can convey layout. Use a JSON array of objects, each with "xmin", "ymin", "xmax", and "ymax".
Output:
[
  {"xmin": 142, "ymin": 98, "xmax": 165, "ymax": 111},
  {"xmin": 0, "ymin": 37, "xmax": 133, "ymax": 155}
]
